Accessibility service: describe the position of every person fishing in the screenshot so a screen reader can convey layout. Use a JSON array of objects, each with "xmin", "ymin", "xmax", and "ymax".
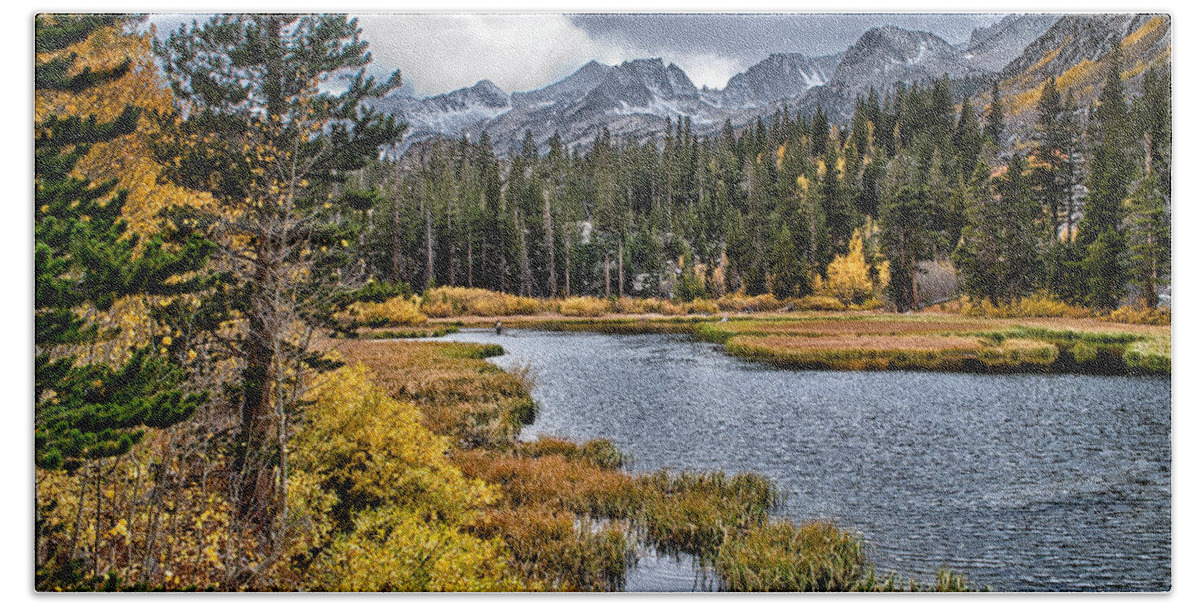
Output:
[{"xmin": 495, "ymin": 320, "xmax": 503, "ymax": 335}]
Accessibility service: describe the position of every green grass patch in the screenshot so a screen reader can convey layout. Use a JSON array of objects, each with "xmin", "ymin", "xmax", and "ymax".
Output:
[{"xmin": 1124, "ymin": 337, "xmax": 1171, "ymax": 374}]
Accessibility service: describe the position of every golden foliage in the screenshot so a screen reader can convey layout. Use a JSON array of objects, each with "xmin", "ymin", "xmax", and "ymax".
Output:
[
  {"xmin": 344, "ymin": 295, "xmax": 428, "ymax": 327},
  {"xmin": 959, "ymin": 292, "xmax": 1092, "ymax": 319},
  {"xmin": 421, "ymin": 286, "xmax": 545, "ymax": 317},
  {"xmin": 309, "ymin": 507, "xmax": 525, "ymax": 591},
  {"xmin": 35, "ymin": 20, "xmax": 211, "ymax": 236},
  {"xmin": 818, "ymin": 227, "xmax": 889, "ymax": 305},
  {"xmin": 1108, "ymin": 305, "xmax": 1171, "ymax": 326},
  {"xmin": 558, "ymin": 296, "xmax": 612, "ymax": 317},
  {"xmin": 287, "ymin": 363, "xmax": 525, "ymax": 591}
]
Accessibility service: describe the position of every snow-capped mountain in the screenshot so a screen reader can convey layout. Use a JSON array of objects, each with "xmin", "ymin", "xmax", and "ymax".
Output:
[
  {"xmin": 373, "ymin": 79, "xmax": 512, "ymax": 146},
  {"xmin": 720, "ymin": 53, "xmax": 841, "ymax": 108},
  {"xmin": 827, "ymin": 25, "xmax": 971, "ymax": 95},
  {"xmin": 961, "ymin": 14, "xmax": 1058, "ymax": 73},
  {"xmin": 368, "ymin": 14, "xmax": 1168, "ymax": 156}
]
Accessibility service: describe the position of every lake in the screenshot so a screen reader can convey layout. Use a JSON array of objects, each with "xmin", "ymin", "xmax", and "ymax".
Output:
[{"xmin": 427, "ymin": 328, "xmax": 1171, "ymax": 592}]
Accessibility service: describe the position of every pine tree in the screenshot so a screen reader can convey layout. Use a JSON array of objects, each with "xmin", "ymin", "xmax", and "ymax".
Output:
[
  {"xmin": 35, "ymin": 15, "xmax": 211, "ymax": 471},
  {"xmin": 984, "ymin": 81, "xmax": 1005, "ymax": 146},
  {"xmin": 1078, "ymin": 46, "xmax": 1133, "ymax": 309},
  {"xmin": 952, "ymin": 94, "xmax": 983, "ymax": 180},
  {"xmin": 1124, "ymin": 165, "xmax": 1170, "ymax": 309},
  {"xmin": 880, "ymin": 180, "xmax": 938, "ymax": 311},
  {"xmin": 769, "ymin": 222, "xmax": 808, "ymax": 298},
  {"xmin": 155, "ymin": 14, "xmax": 405, "ymax": 553}
]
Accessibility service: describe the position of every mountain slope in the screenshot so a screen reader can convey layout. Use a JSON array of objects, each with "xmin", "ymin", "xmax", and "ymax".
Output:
[
  {"xmin": 991, "ymin": 13, "xmax": 1171, "ymax": 136},
  {"xmin": 963, "ymin": 13, "xmax": 1059, "ymax": 73},
  {"xmin": 721, "ymin": 52, "xmax": 840, "ymax": 108}
]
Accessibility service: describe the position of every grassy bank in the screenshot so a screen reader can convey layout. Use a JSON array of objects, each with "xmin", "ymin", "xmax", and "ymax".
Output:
[
  {"xmin": 429, "ymin": 312, "xmax": 1169, "ymax": 375},
  {"xmin": 330, "ymin": 337, "xmax": 984, "ymax": 591}
]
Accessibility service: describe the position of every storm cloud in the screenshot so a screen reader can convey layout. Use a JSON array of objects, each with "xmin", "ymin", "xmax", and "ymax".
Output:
[{"xmin": 150, "ymin": 12, "xmax": 1008, "ymax": 97}]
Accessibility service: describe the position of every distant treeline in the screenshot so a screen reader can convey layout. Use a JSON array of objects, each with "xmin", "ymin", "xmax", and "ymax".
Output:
[{"xmin": 358, "ymin": 47, "xmax": 1169, "ymax": 312}]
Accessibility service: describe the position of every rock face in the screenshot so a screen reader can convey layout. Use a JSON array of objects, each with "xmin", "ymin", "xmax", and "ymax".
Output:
[
  {"xmin": 828, "ymin": 25, "xmax": 970, "ymax": 94},
  {"xmin": 962, "ymin": 13, "xmax": 1059, "ymax": 73},
  {"xmin": 998, "ymin": 14, "xmax": 1169, "ymax": 85},
  {"xmin": 368, "ymin": 14, "xmax": 1170, "ymax": 155},
  {"xmin": 374, "ymin": 79, "xmax": 512, "ymax": 146},
  {"xmin": 720, "ymin": 52, "xmax": 840, "ymax": 108}
]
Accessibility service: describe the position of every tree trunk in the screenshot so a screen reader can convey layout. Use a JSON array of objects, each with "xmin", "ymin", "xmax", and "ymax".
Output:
[
  {"xmin": 604, "ymin": 251, "xmax": 611, "ymax": 299},
  {"xmin": 467, "ymin": 240, "xmax": 473, "ymax": 288},
  {"xmin": 516, "ymin": 207, "xmax": 533, "ymax": 296},
  {"xmin": 543, "ymin": 189, "xmax": 556, "ymax": 297},
  {"xmin": 563, "ymin": 232, "xmax": 571, "ymax": 297},
  {"xmin": 425, "ymin": 192, "xmax": 435, "ymax": 288},
  {"xmin": 617, "ymin": 237, "xmax": 624, "ymax": 298},
  {"xmin": 447, "ymin": 191, "xmax": 456, "ymax": 286}
]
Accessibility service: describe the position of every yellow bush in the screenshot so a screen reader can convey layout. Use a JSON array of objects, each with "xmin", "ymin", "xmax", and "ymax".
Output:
[
  {"xmin": 558, "ymin": 296, "xmax": 611, "ymax": 317},
  {"xmin": 293, "ymin": 363, "xmax": 495, "ymax": 523},
  {"xmin": 961, "ymin": 292, "xmax": 1091, "ymax": 319},
  {"xmin": 289, "ymin": 363, "xmax": 525, "ymax": 590},
  {"xmin": 1108, "ymin": 305, "xmax": 1171, "ymax": 326},
  {"xmin": 349, "ymin": 295, "xmax": 428, "ymax": 327},
  {"xmin": 311, "ymin": 507, "xmax": 526, "ymax": 591},
  {"xmin": 420, "ymin": 286, "xmax": 545, "ymax": 317},
  {"xmin": 685, "ymin": 299, "xmax": 720, "ymax": 315}
]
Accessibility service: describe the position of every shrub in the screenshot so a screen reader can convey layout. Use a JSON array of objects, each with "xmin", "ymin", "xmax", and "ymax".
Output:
[
  {"xmin": 311, "ymin": 507, "xmax": 526, "ymax": 591},
  {"xmin": 716, "ymin": 293, "xmax": 784, "ymax": 312},
  {"xmin": 961, "ymin": 292, "xmax": 1091, "ymax": 319},
  {"xmin": 349, "ymin": 295, "xmax": 428, "ymax": 327},
  {"xmin": 288, "ymin": 364, "xmax": 528, "ymax": 590},
  {"xmin": 1108, "ymin": 305, "xmax": 1171, "ymax": 325},
  {"xmin": 792, "ymin": 295, "xmax": 846, "ymax": 311},
  {"xmin": 420, "ymin": 286, "xmax": 546, "ymax": 318},
  {"xmin": 558, "ymin": 296, "xmax": 611, "ymax": 317},
  {"xmin": 685, "ymin": 299, "xmax": 720, "ymax": 315}
]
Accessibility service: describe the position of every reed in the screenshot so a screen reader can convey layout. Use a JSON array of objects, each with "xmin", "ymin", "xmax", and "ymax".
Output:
[{"xmin": 714, "ymin": 520, "xmax": 870, "ymax": 592}]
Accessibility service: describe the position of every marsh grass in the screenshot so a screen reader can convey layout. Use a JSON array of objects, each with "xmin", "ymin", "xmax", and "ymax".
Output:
[
  {"xmin": 715, "ymin": 520, "xmax": 869, "ymax": 591},
  {"xmin": 358, "ymin": 326, "xmax": 459, "ymax": 339},
  {"xmin": 333, "ymin": 337, "xmax": 987, "ymax": 591}
]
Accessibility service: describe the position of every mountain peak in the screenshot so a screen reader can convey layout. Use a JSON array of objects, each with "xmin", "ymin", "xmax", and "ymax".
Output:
[{"xmin": 721, "ymin": 52, "xmax": 838, "ymax": 107}]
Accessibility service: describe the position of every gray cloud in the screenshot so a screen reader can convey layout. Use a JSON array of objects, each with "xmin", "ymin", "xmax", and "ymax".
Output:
[
  {"xmin": 147, "ymin": 13, "xmax": 1010, "ymax": 97},
  {"xmin": 569, "ymin": 13, "xmax": 1006, "ymax": 62}
]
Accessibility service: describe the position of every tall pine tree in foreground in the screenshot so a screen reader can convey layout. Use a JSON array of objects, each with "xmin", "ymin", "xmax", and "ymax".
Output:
[
  {"xmin": 35, "ymin": 15, "xmax": 210, "ymax": 472},
  {"xmin": 155, "ymin": 15, "xmax": 405, "ymax": 569}
]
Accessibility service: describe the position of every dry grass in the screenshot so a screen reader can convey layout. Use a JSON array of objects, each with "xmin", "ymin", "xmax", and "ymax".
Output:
[
  {"xmin": 558, "ymin": 296, "xmax": 613, "ymax": 317},
  {"xmin": 725, "ymin": 333, "xmax": 1060, "ymax": 371}
]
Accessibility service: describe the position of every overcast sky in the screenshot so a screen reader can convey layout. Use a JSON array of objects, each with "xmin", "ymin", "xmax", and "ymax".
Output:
[{"xmin": 149, "ymin": 13, "xmax": 1008, "ymax": 97}]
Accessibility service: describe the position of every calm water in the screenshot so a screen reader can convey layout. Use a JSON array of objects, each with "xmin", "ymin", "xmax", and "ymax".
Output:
[{"xmin": 427, "ymin": 329, "xmax": 1171, "ymax": 592}]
